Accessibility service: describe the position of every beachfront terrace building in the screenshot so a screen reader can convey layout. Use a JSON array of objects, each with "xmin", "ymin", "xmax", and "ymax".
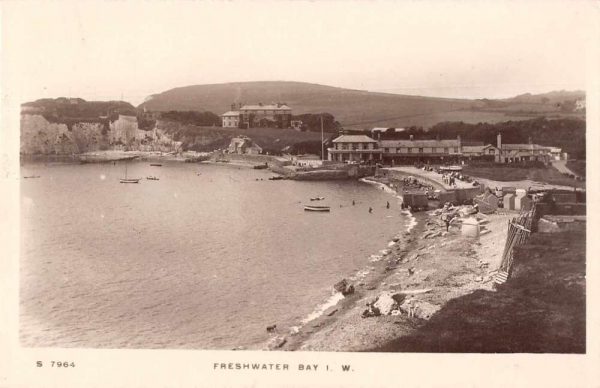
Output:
[
  {"xmin": 327, "ymin": 135, "xmax": 381, "ymax": 162},
  {"xmin": 496, "ymin": 133, "xmax": 560, "ymax": 163},
  {"xmin": 378, "ymin": 136, "xmax": 463, "ymax": 164},
  {"xmin": 461, "ymin": 144, "xmax": 500, "ymax": 161}
]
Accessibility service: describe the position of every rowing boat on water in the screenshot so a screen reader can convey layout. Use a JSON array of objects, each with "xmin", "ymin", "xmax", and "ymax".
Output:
[{"xmin": 304, "ymin": 205, "xmax": 330, "ymax": 212}]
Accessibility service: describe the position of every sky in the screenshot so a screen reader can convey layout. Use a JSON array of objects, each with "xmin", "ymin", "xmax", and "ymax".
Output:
[{"xmin": 1, "ymin": 1, "xmax": 598, "ymax": 106}]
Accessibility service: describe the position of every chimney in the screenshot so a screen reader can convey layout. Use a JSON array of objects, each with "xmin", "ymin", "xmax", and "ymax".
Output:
[{"xmin": 497, "ymin": 133, "xmax": 502, "ymax": 149}]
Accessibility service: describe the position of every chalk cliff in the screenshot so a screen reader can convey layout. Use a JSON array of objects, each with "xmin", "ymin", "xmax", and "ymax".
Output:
[{"xmin": 20, "ymin": 113, "xmax": 183, "ymax": 155}]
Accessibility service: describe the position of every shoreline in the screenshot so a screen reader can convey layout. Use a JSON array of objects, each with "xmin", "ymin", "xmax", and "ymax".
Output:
[
  {"xmin": 270, "ymin": 179, "xmax": 510, "ymax": 352},
  {"xmin": 257, "ymin": 178, "xmax": 428, "ymax": 351}
]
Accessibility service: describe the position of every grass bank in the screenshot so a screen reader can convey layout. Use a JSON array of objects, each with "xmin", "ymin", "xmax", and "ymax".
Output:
[{"xmin": 370, "ymin": 229, "xmax": 585, "ymax": 353}]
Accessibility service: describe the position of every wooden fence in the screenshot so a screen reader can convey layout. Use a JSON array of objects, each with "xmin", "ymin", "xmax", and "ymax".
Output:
[{"xmin": 494, "ymin": 205, "xmax": 538, "ymax": 284}]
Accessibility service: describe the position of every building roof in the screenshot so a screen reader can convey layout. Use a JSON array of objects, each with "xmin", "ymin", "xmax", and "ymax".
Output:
[
  {"xmin": 371, "ymin": 127, "xmax": 406, "ymax": 133},
  {"xmin": 221, "ymin": 111, "xmax": 240, "ymax": 117},
  {"xmin": 240, "ymin": 104, "xmax": 291, "ymax": 111},
  {"xmin": 332, "ymin": 135, "xmax": 378, "ymax": 143},
  {"xmin": 379, "ymin": 139, "xmax": 459, "ymax": 148},
  {"xmin": 462, "ymin": 144, "xmax": 498, "ymax": 153},
  {"xmin": 501, "ymin": 144, "xmax": 551, "ymax": 151}
]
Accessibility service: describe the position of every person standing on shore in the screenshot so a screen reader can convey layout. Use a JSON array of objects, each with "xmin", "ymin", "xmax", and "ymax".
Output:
[
  {"xmin": 369, "ymin": 207, "xmax": 373, "ymax": 213},
  {"xmin": 386, "ymin": 201, "xmax": 390, "ymax": 209}
]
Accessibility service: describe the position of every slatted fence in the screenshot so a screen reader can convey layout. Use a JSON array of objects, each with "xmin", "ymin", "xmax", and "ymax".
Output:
[{"xmin": 493, "ymin": 205, "xmax": 538, "ymax": 285}]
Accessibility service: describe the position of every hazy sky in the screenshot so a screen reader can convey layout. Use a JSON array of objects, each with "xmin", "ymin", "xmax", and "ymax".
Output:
[{"xmin": 2, "ymin": 1, "xmax": 597, "ymax": 106}]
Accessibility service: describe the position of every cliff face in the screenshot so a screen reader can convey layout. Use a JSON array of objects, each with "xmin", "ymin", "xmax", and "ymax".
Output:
[{"xmin": 20, "ymin": 114, "xmax": 183, "ymax": 155}]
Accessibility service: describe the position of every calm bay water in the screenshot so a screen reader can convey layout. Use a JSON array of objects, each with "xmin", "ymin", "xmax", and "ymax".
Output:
[{"xmin": 20, "ymin": 161, "xmax": 406, "ymax": 349}]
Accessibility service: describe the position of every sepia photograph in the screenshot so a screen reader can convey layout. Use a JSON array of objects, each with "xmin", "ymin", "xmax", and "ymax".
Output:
[{"xmin": 1, "ymin": 0, "xmax": 599, "ymax": 387}]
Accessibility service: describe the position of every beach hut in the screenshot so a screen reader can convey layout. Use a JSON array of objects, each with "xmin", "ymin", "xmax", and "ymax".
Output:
[
  {"xmin": 503, "ymin": 193, "xmax": 515, "ymax": 211},
  {"xmin": 516, "ymin": 195, "xmax": 533, "ymax": 211},
  {"xmin": 461, "ymin": 217, "xmax": 480, "ymax": 238},
  {"xmin": 514, "ymin": 189, "xmax": 527, "ymax": 210}
]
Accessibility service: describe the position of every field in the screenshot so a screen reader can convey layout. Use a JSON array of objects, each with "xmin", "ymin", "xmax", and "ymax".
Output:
[
  {"xmin": 139, "ymin": 81, "xmax": 585, "ymax": 129},
  {"xmin": 372, "ymin": 230, "xmax": 586, "ymax": 353},
  {"xmin": 462, "ymin": 165, "xmax": 585, "ymax": 188}
]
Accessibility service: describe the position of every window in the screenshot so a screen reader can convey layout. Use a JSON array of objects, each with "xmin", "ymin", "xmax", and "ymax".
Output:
[
  {"xmin": 418, "ymin": 148, "xmax": 423, "ymax": 153},
  {"xmin": 454, "ymin": 148, "xmax": 458, "ymax": 153},
  {"xmin": 444, "ymin": 147, "xmax": 449, "ymax": 153},
  {"xmin": 384, "ymin": 148, "xmax": 389, "ymax": 153}
]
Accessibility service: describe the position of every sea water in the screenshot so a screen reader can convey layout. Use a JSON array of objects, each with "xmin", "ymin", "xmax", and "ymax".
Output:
[{"xmin": 20, "ymin": 161, "xmax": 408, "ymax": 349}]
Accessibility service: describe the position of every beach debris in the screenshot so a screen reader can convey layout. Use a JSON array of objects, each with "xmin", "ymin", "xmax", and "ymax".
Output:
[
  {"xmin": 333, "ymin": 279, "xmax": 355, "ymax": 296},
  {"xmin": 400, "ymin": 299, "xmax": 441, "ymax": 319},
  {"xmin": 289, "ymin": 326, "xmax": 300, "ymax": 335},
  {"xmin": 326, "ymin": 308, "xmax": 338, "ymax": 317},
  {"xmin": 232, "ymin": 346, "xmax": 246, "ymax": 351},
  {"xmin": 380, "ymin": 249, "xmax": 391, "ymax": 256},
  {"xmin": 266, "ymin": 324, "xmax": 277, "ymax": 333},
  {"xmin": 369, "ymin": 254, "xmax": 383, "ymax": 262},
  {"xmin": 474, "ymin": 276, "xmax": 484, "ymax": 282},
  {"xmin": 408, "ymin": 267, "xmax": 416, "ymax": 276},
  {"xmin": 399, "ymin": 288, "xmax": 432, "ymax": 295},
  {"xmin": 361, "ymin": 292, "xmax": 406, "ymax": 317},
  {"xmin": 266, "ymin": 336, "xmax": 287, "ymax": 350}
]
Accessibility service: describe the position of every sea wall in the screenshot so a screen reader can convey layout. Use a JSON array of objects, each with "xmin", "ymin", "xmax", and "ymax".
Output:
[{"xmin": 20, "ymin": 114, "xmax": 183, "ymax": 155}]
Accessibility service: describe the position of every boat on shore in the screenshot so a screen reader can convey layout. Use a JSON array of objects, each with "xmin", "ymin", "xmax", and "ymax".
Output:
[
  {"xmin": 253, "ymin": 163, "xmax": 268, "ymax": 170},
  {"xmin": 304, "ymin": 205, "xmax": 330, "ymax": 212},
  {"xmin": 310, "ymin": 196, "xmax": 325, "ymax": 201},
  {"xmin": 269, "ymin": 176, "xmax": 284, "ymax": 181},
  {"xmin": 23, "ymin": 175, "xmax": 41, "ymax": 179},
  {"xmin": 150, "ymin": 163, "xmax": 162, "ymax": 167}
]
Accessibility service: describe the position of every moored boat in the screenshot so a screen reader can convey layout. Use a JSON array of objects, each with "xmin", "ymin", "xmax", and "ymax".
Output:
[
  {"xmin": 310, "ymin": 196, "xmax": 325, "ymax": 201},
  {"xmin": 304, "ymin": 205, "xmax": 330, "ymax": 212},
  {"xmin": 146, "ymin": 176, "xmax": 160, "ymax": 181},
  {"xmin": 120, "ymin": 178, "xmax": 141, "ymax": 184},
  {"xmin": 150, "ymin": 163, "xmax": 162, "ymax": 167}
]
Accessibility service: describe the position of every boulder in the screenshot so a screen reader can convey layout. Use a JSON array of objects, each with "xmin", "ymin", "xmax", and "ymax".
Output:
[
  {"xmin": 266, "ymin": 336, "xmax": 287, "ymax": 350},
  {"xmin": 362, "ymin": 292, "xmax": 406, "ymax": 317},
  {"xmin": 334, "ymin": 279, "xmax": 355, "ymax": 296},
  {"xmin": 400, "ymin": 299, "xmax": 441, "ymax": 320}
]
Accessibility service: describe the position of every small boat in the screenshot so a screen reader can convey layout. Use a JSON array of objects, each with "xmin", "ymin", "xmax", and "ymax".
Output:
[
  {"xmin": 304, "ymin": 205, "xmax": 330, "ymax": 212},
  {"xmin": 119, "ymin": 163, "xmax": 141, "ymax": 183},
  {"xmin": 253, "ymin": 163, "xmax": 268, "ymax": 170},
  {"xmin": 268, "ymin": 176, "xmax": 284, "ymax": 181},
  {"xmin": 146, "ymin": 176, "xmax": 159, "ymax": 181},
  {"xmin": 310, "ymin": 197, "xmax": 325, "ymax": 201},
  {"xmin": 23, "ymin": 175, "xmax": 41, "ymax": 179},
  {"xmin": 150, "ymin": 163, "xmax": 162, "ymax": 167}
]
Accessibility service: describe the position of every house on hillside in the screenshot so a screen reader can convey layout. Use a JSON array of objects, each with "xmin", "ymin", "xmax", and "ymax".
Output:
[
  {"xmin": 221, "ymin": 111, "xmax": 240, "ymax": 128},
  {"xmin": 239, "ymin": 103, "xmax": 292, "ymax": 129},
  {"xmin": 227, "ymin": 136, "xmax": 262, "ymax": 155}
]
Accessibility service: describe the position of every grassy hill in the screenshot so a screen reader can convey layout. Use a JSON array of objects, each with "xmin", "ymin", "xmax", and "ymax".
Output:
[{"xmin": 139, "ymin": 81, "xmax": 585, "ymax": 129}]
